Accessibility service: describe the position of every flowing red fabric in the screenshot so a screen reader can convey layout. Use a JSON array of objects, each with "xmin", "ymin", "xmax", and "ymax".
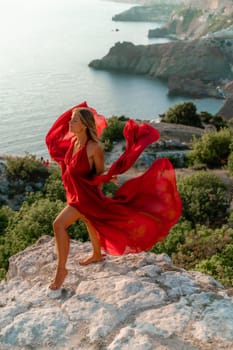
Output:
[{"xmin": 46, "ymin": 102, "xmax": 182, "ymax": 255}]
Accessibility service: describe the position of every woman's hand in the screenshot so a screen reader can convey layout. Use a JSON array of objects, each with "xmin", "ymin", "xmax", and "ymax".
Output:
[{"xmin": 110, "ymin": 175, "xmax": 119, "ymax": 185}]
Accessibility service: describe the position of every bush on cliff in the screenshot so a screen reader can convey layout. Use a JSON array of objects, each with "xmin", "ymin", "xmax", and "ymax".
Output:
[
  {"xmin": 161, "ymin": 102, "xmax": 203, "ymax": 128},
  {"xmin": 188, "ymin": 128, "xmax": 233, "ymax": 168},
  {"xmin": 44, "ymin": 166, "xmax": 66, "ymax": 202},
  {"xmin": 152, "ymin": 220, "xmax": 192, "ymax": 256},
  {"xmin": 0, "ymin": 205, "xmax": 15, "ymax": 235},
  {"xmin": 152, "ymin": 221, "xmax": 233, "ymax": 287},
  {"xmin": 177, "ymin": 171, "xmax": 229, "ymax": 227},
  {"xmin": 227, "ymin": 140, "xmax": 233, "ymax": 176},
  {"xmin": 0, "ymin": 198, "xmax": 64, "ymax": 278},
  {"xmin": 6, "ymin": 153, "xmax": 49, "ymax": 182},
  {"xmin": 173, "ymin": 225, "xmax": 233, "ymax": 287},
  {"xmin": 196, "ymin": 242, "xmax": 233, "ymax": 287},
  {"xmin": 101, "ymin": 116, "xmax": 127, "ymax": 151},
  {"xmin": 199, "ymin": 112, "xmax": 228, "ymax": 131}
]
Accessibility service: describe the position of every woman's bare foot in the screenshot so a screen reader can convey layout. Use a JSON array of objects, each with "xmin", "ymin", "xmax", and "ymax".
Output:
[
  {"xmin": 79, "ymin": 254, "xmax": 105, "ymax": 266},
  {"xmin": 49, "ymin": 267, "xmax": 68, "ymax": 290}
]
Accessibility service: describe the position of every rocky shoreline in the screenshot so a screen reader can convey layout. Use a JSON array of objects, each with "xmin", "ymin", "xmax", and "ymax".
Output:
[
  {"xmin": 95, "ymin": 0, "xmax": 233, "ymax": 120},
  {"xmin": 89, "ymin": 39, "xmax": 233, "ymax": 108}
]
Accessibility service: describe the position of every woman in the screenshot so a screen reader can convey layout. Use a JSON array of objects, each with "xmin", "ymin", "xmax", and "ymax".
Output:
[{"xmin": 46, "ymin": 101, "xmax": 182, "ymax": 290}]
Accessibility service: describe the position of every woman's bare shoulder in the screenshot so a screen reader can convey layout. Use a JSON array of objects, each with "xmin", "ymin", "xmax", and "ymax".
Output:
[{"xmin": 87, "ymin": 140, "xmax": 103, "ymax": 154}]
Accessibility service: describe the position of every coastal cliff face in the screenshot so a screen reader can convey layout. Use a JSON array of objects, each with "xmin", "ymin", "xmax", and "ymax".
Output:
[
  {"xmin": 149, "ymin": 0, "xmax": 233, "ymax": 40},
  {"xmin": 0, "ymin": 236, "xmax": 233, "ymax": 349},
  {"xmin": 112, "ymin": 4, "xmax": 181, "ymax": 23},
  {"xmin": 89, "ymin": 39, "xmax": 233, "ymax": 90},
  {"xmin": 217, "ymin": 81, "xmax": 233, "ymax": 119}
]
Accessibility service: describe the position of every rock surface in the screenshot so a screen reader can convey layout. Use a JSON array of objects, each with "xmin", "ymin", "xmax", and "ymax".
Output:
[
  {"xmin": 89, "ymin": 39, "xmax": 233, "ymax": 98},
  {"xmin": 217, "ymin": 81, "xmax": 233, "ymax": 119},
  {"xmin": 149, "ymin": 0, "xmax": 233, "ymax": 40},
  {"xmin": 112, "ymin": 4, "xmax": 179, "ymax": 23},
  {"xmin": 217, "ymin": 98, "xmax": 233, "ymax": 120},
  {"xmin": 0, "ymin": 236, "xmax": 233, "ymax": 349},
  {"xmin": 167, "ymin": 77, "xmax": 223, "ymax": 98}
]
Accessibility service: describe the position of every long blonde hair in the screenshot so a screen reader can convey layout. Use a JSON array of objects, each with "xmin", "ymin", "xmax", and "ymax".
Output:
[{"xmin": 72, "ymin": 107, "xmax": 99, "ymax": 143}]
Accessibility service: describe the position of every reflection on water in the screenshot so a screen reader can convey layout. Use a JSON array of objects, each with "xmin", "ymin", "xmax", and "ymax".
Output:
[{"xmin": 0, "ymin": 0, "xmax": 223, "ymax": 157}]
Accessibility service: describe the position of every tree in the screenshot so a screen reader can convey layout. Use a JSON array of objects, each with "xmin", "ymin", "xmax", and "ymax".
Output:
[{"xmin": 161, "ymin": 102, "xmax": 203, "ymax": 128}]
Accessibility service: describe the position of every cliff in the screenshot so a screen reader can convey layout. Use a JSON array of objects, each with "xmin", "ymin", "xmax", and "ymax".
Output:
[
  {"xmin": 217, "ymin": 80, "xmax": 233, "ymax": 119},
  {"xmin": 89, "ymin": 39, "xmax": 233, "ymax": 98},
  {"xmin": 149, "ymin": 0, "xmax": 233, "ymax": 40},
  {"xmin": 0, "ymin": 236, "xmax": 233, "ymax": 349},
  {"xmin": 112, "ymin": 4, "xmax": 180, "ymax": 23}
]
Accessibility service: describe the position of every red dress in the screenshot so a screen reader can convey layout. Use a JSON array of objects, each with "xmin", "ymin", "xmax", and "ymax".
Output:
[{"xmin": 46, "ymin": 101, "xmax": 182, "ymax": 255}]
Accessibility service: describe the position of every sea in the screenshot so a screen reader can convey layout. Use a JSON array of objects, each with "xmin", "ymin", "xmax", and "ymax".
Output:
[{"xmin": 0, "ymin": 0, "xmax": 223, "ymax": 158}]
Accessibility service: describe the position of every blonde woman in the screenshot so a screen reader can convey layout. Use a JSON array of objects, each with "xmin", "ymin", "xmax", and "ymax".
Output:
[{"xmin": 46, "ymin": 101, "xmax": 182, "ymax": 290}]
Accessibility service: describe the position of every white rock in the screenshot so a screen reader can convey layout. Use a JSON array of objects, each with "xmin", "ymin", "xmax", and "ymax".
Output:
[{"xmin": 0, "ymin": 236, "xmax": 233, "ymax": 350}]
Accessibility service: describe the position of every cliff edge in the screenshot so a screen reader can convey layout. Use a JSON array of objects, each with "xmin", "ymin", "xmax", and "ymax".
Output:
[
  {"xmin": 0, "ymin": 236, "xmax": 233, "ymax": 349},
  {"xmin": 89, "ymin": 39, "xmax": 233, "ymax": 99}
]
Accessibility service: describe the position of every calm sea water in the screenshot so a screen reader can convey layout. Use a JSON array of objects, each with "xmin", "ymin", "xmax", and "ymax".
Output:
[{"xmin": 0, "ymin": 0, "xmax": 223, "ymax": 158}]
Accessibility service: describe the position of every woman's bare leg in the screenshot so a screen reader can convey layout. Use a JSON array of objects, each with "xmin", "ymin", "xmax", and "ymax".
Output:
[
  {"xmin": 49, "ymin": 205, "xmax": 82, "ymax": 290},
  {"xmin": 79, "ymin": 219, "xmax": 104, "ymax": 266}
]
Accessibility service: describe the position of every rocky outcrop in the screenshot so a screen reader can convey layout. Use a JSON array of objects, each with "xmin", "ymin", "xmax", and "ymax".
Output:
[
  {"xmin": 217, "ymin": 80, "xmax": 233, "ymax": 119},
  {"xmin": 105, "ymin": 0, "xmax": 187, "ymax": 5},
  {"xmin": 112, "ymin": 4, "xmax": 180, "ymax": 23},
  {"xmin": 223, "ymin": 80, "xmax": 233, "ymax": 97},
  {"xmin": 217, "ymin": 98, "xmax": 233, "ymax": 120},
  {"xmin": 167, "ymin": 77, "xmax": 224, "ymax": 98},
  {"xmin": 89, "ymin": 39, "xmax": 233, "ymax": 97},
  {"xmin": 148, "ymin": 0, "xmax": 233, "ymax": 40},
  {"xmin": 0, "ymin": 236, "xmax": 233, "ymax": 349}
]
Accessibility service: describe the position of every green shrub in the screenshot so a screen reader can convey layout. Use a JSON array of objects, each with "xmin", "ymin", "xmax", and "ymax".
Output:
[
  {"xmin": 177, "ymin": 171, "xmax": 229, "ymax": 227},
  {"xmin": 200, "ymin": 112, "xmax": 228, "ymax": 131},
  {"xmin": 69, "ymin": 220, "xmax": 88, "ymax": 242},
  {"xmin": 5, "ymin": 198, "xmax": 65, "ymax": 248},
  {"xmin": 152, "ymin": 220, "xmax": 192, "ymax": 255},
  {"xmin": 188, "ymin": 128, "xmax": 233, "ymax": 167},
  {"xmin": 101, "ymin": 116, "xmax": 126, "ymax": 151},
  {"xmin": 199, "ymin": 111, "xmax": 213, "ymax": 124},
  {"xmin": 227, "ymin": 151, "xmax": 233, "ymax": 176},
  {"xmin": 196, "ymin": 243, "xmax": 233, "ymax": 287},
  {"xmin": 0, "ymin": 205, "xmax": 15, "ymax": 236},
  {"xmin": 6, "ymin": 153, "xmax": 49, "ymax": 182},
  {"xmin": 102, "ymin": 181, "xmax": 118, "ymax": 197},
  {"xmin": 0, "ymin": 198, "xmax": 65, "ymax": 277},
  {"xmin": 211, "ymin": 115, "xmax": 228, "ymax": 131},
  {"xmin": 44, "ymin": 166, "xmax": 66, "ymax": 202},
  {"xmin": 161, "ymin": 102, "xmax": 203, "ymax": 128},
  {"xmin": 172, "ymin": 225, "xmax": 233, "ymax": 270},
  {"xmin": 228, "ymin": 209, "xmax": 233, "ymax": 228}
]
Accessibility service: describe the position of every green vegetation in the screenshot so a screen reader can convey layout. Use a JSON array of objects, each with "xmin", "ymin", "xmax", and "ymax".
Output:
[
  {"xmin": 161, "ymin": 102, "xmax": 228, "ymax": 131},
  {"xmin": 207, "ymin": 13, "xmax": 233, "ymax": 34},
  {"xmin": 188, "ymin": 128, "xmax": 233, "ymax": 168},
  {"xmin": 6, "ymin": 153, "xmax": 49, "ymax": 182},
  {"xmin": 0, "ymin": 102, "xmax": 233, "ymax": 287},
  {"xmin": 101, "ymin": 116, "xmax": 127, "ymax": 151},
  {"xmin": 152, "ymin": 222, "xmax": 233, "ymax": 287},
  {"xmin": 161, "ymin": 102, "xmax": 203, "ymax": 128},
  {"xmin": 177, "ymin": 8, "xmax": 203, "ymax": 33},
  {"xmin": 199, "ymin": 112, "xmax": 228, "ymax": 131},
  {"xmin": 177, "ymin": 171, "xmax": 230, "ymax": 227}
]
